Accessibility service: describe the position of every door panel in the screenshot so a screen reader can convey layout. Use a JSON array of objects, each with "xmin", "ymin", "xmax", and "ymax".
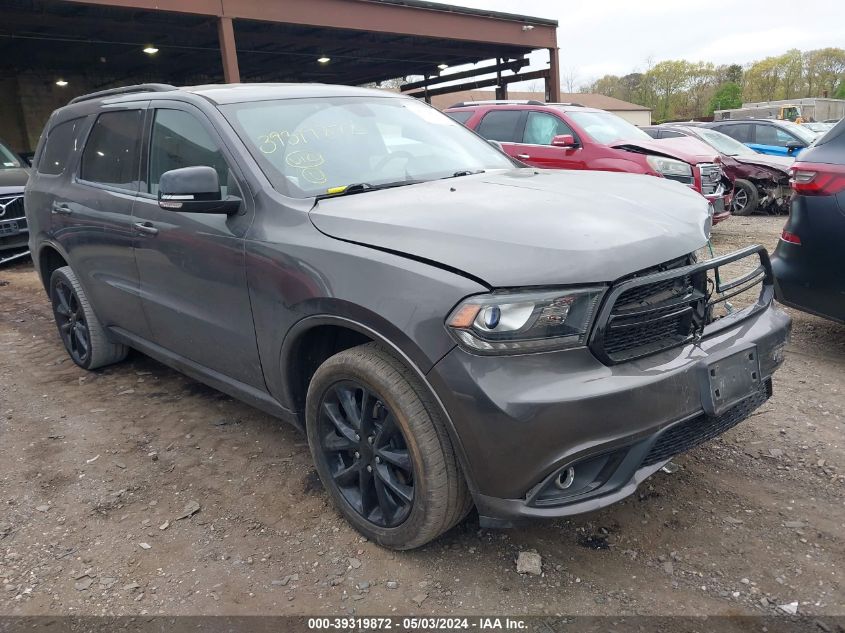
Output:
[
  {"xmin": 62, "ymin": 107, "xmax": 149, "ymax": 335},
  {"xmin": 514, "ymin": 111, "xmax": 585, "ymax": 169},
  {"xmin": 132, "ymin": 105, "xmax": 264, "ymax": 388}
]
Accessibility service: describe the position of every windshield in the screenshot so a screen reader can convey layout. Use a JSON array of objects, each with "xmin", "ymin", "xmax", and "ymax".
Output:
[
  {"xmin": 566, "ymin": 110, "xmax": 653, "ymax": 145},
  {"xmin": 778, "ymin": 120, "xmax": 817, "ymax": 144},
  {"xmin": 221, "ymin": 96, "xmax": 514, "ymax": 198},
  {"xmin": 0, "ymin": 141, "xmax": 21, "ymax": 169},
  {"xmin": 694, "ymin": 127, "xmax": 757, "ymax": 157}
]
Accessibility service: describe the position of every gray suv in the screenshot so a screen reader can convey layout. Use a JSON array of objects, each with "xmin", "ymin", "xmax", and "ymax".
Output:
[{"xmin": 25, "ymin": 83, "xmax": 791, "ymax": 549}]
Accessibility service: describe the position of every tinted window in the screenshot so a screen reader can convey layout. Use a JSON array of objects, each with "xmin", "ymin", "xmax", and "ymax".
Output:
[
  {"xmin": 716, "ymin": 123, "xmax": 751, "ymax": 143},
  {"xmin": 38, "ymin": 119, "xmax": 83, "ymax": 175},
  {"xmin": 641, "ymin": 128, "xmax": 660, "ymax": 139},
  {"xmin": 80, "ymin": 110, "xmax": 143, "ymax": 190},
  {"xmin": 476, "ymin": 110, "xmax": 523, "ymax": 143},
  {"xmin": 445, "ymin": 111, "xmax": 473, "ymax": 125},
  {"xmin": 755, "ymin": 124, "xmax": 795, "ymax": 147},
  {"xmin": 523, "ymin": 112, "xmax": 574, "ymax": 145},
  {"xmin": 659, "ymin": 129, "xmax": 685, "ymax": 139},
  {"xmin": 149, "ymin": 109, "xmax": 231, "ymax": 195}
]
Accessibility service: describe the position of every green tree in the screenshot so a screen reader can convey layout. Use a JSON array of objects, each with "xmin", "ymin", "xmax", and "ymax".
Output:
[
  {"xmin": 646, "ymin": 60, "xmax": 692, "ymax": 120},
  {"xmin": 708, "ymin": 82, "xmax": 742, "ymax": 114}
]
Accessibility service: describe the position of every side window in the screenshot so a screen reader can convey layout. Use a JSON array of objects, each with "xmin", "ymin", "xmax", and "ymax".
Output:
[
  {"xmin": 659, "ymin": 129, "xmax": 685, "ymax": 139},
  {"xmin": 755, "ymin": 124, "xmax": 792, "ymax": 147},
  {"xmin": 523, "ymin": 112, "xmax": 575, "ymax": 145},
  {"xmin": 80, "ymin": 110, "xmax": 143, "ymax": 190},
  {"xmin": 148, "ymin": 109, "xmax": 232, "ymax": 196},
  {"xmin": 38, "ymin": 118, "xmax": 83, "ymax": 175},
  {"xmin": 445, "ymin": 111, "xmax": 473, "ymax": 126},
  {"xmin": 718, "ymin": 123, "xmax": 751, "ymax": 143},
  {"xmin": 476, "ymin": 110, "xmax": 523, "ymax": 143},
  {"xmin": 642, "ymin": 128, "xmax": 659, "ymax": 139}
]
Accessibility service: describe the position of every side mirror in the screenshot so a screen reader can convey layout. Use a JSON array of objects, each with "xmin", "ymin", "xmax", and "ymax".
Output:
[
  {"xmin": 158, "ymin": 166, "xmax": 240, "ymax": 214},
  {"xmin": 551, "ymin": 134, "xmax": 578, "ymax": 148},
  {"xmin": 785, "ymin": 140, "xmax": 805, "ymax": 155}
]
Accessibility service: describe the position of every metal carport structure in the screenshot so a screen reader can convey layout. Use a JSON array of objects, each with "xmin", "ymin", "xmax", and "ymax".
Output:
[{"xmin": 0, "ymin": 0, "xmax": 559, "ymax": 150}]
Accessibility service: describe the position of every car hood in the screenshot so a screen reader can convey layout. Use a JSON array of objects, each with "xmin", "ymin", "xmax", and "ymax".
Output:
[
  {"xmin": 613, "ymin": 136, "xmax": 719, "ymax": 164},
  {"xmin": 732, "ymin": 153, "xmax": 793, "ymax": 173},
  {"xmin": 0, "ymin": 167, "xmax": 29, "ymax": 194},
  {"xmin": 309, "ymin": 169, "xmax": 710, "ymax": 287}
]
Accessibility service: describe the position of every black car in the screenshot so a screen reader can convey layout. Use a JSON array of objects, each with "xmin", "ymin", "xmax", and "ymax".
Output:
[
  {"xmin": 0, "ymin": 137, "xmax": 30, "ymax": 265},
  {"xmin": 25, "ymin": 83, "xmax": 790, "ymax": 549},
  {"xmin": 772, "ymin": 119, "xmax": 845, "ymax": 323}
]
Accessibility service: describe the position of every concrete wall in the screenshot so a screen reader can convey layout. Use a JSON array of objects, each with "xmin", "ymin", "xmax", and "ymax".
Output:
[
  {"xmin": 613, "ymin": 109, "xmax": 651, "ymax": 126},
  {"xmin": 0, "ymin": 73, "xmax": 111, "ymax": 153}
]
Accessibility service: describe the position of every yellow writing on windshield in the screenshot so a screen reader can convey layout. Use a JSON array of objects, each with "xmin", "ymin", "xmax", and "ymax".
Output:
[{"xmin": 258, "ymin": 123, "xmax": 368, "ymax": 155}]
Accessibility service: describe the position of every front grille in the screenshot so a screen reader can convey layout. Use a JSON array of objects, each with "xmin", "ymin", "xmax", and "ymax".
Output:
[
  {"xmin": 699, "ymin": 163, "xmax": 722, "ymax": 195},
  {"xmin": 590, "ymin": 246, "xmax": 771, "ymax": 364},
  {"xmin": 0, "ymin": 195, "xmax": 25, "ymax": 221},
  {"xmin": 642, "ymin": 379, "xmax": 772, "ymax": 466}
]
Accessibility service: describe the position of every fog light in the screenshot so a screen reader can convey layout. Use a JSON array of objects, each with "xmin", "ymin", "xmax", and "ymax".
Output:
[{"xmin": 554, "ymin": 467, "xmax": 576, "ymax": 490}]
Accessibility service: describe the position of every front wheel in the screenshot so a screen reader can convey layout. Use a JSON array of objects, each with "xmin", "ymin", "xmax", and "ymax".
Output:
[
  {"xmin": 731, "ymin": 179, "xmax": 759, "ymax": 216},
  {"xmin": 50, "ymin": 266, "xmax": 128, "ymax": 370},
  {"xmin": 305, "ymin": 343, "xmax": 472, "ymax": 549}
]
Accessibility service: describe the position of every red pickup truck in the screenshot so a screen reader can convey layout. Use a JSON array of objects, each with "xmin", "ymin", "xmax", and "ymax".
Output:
[{"xmin": 445, "ymin": 101, "xmax": 732, "ymax": 223}]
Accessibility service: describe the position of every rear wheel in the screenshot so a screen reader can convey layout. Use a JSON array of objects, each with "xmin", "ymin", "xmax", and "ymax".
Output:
[
  {"xmin": 50, "ymin": 266, "xmax": 128, "ymax": 370},
  {"xmin": 731, "ymin": 179, "xmax": 759, "ymax": 216},
  {"xmin": 305, "ymin": 343, "xmax": 472, "ymax": 549}
]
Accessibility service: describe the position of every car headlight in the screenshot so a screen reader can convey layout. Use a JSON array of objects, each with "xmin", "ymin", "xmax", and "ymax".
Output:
[
  {"xmin": 646, "ymin": 155, "xmax": 692, "ymax": 179},
  {"xmin": 446, "ymin": 288, "xmax": 605, "ymax": 354}
]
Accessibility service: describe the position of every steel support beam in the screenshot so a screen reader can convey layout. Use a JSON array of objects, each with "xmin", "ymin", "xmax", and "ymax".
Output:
[
  {"xmin": 218, "ymin": 16, "xmax": 240, "ymax": 83},
  {"xmin": 546, "ymin": 46, "xmax": 561, "ymax": 102}
]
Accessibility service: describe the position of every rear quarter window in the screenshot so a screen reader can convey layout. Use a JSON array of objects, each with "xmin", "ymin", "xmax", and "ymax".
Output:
[
  {"xmin": 445, "ymin": 111, "xmax": 473, "ymax": 126},
  {"xmin": 37, "ymin": 118, "xmax": 85, "ymax": 175}
]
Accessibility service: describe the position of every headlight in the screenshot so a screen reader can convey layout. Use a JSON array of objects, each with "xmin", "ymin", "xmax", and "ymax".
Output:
[
  {"xmin": 646, "ymin": 155, "xmax": 692, "ymax": 179},
  {"xmin": 446, "ymin": 288, "xmax": 605, "ymax": 354}
]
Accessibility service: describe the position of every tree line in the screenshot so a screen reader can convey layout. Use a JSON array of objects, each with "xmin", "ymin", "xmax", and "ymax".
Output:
[{"xmin": 582, "ymin": 48, "xmax": 845, "ymax": 122}]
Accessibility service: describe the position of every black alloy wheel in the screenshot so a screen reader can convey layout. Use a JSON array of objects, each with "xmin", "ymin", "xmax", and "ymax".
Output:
[
  {"xmin": 316, "ymin": 380, "xmax": 414, "ymax": 528},
  {"xmin": 52, "ymin": 278, "xmax": 91, "ymax": 366}
]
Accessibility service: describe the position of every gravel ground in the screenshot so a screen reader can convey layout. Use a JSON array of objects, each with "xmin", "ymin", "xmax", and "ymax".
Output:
[{"xmin": 0, "ymin": 216, "xmax": 842, "ymax": 617}]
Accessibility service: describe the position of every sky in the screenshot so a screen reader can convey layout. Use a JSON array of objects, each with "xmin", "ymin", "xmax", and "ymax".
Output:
[{"xmin": 427, "ymin": 0, "xmax": 845, "ymax": 89}]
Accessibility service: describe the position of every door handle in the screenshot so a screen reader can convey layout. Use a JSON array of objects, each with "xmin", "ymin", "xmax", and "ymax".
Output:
[
  {"xmin": 516, "ymin": 154, "xmax": 531, "ymax": 160},
  {"xmin": 51, "ymin": 203, "xmax": 72, "ymax": 215},
  {"xmin": 133, "ymin": 221, "xmax": 159, "ymax": 236}
]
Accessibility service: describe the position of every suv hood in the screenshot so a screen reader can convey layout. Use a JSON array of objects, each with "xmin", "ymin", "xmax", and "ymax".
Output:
[
  {"xmin": 616, "ymin": 136, "xmax": 719, "ymax": 164},
  {"xmin": 310, "ymin": 169, "xmax": 710, "ymax": 287},
  {"xmin": 0, "ymin": 167, "xmax": 29, "ymax": 193}
]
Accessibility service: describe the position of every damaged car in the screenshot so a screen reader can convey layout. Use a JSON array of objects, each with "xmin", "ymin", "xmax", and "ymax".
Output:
[
  {"xmin": 0, "ymin": 138, "xmax": 30, "ymax": 265},
  {"xmin": 643, "ymin": 124, "xmax": 793, "ymax": 216},
  {"xmin": 445, "ymin": 101, "xmax": 732, "ymax": 224},
  {"xmin": 26, "ymin": 84, "xmax": 790, "ymax": 549}
]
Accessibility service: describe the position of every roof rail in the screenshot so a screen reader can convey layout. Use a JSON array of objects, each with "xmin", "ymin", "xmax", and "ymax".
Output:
[
  {"xmin": 548, "ymin": 102, "xmax": 585, "ymax": 107},
  {"xmin": 69, "ymin": 83, "xmax": 177, "ymax": 105},
  {"xmin": 448, "ymin": 99, "xmax": 546, "ymax": 108}
]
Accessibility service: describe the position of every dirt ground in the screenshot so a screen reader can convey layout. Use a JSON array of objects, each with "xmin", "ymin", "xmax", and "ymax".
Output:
[{"xmin": 1, "ymin": 216, "xmax": 843, "ymax": 617}]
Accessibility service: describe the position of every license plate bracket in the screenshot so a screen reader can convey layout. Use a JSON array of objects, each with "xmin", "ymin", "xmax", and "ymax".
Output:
[{"xmin": 700, "ymin": 345, "xmax": 761, "ymax": 416}]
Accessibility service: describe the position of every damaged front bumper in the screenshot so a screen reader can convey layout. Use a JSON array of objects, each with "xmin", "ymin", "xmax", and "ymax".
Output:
[{"xmin": 428, "ymin": 246, "xmax": 791, "ymax": 526}]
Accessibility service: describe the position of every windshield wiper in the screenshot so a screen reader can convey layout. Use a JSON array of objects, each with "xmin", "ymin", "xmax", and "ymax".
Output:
[
  {"xmin": 444, "ymin": 170, "xmax": 485, "ymax": 179},
  {"xmin": 315, "ymin": 179, "xmax": 423, "ymax": 200}
]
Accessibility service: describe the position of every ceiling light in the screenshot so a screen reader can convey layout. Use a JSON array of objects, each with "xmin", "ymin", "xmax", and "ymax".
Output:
[
  {"xmin": 438, "ymin": 63, "xmax": 449, "ymax": 70},
  {"xmin": 143, "ymin": 46, "xmax": 159, "ymax": 55},
  {"xmin": 317, "ymin": 56, "xmax": 331, "ymax": 64},
  {"xmin": 55, "ymin": 79, "xmax": 68, "ymax": 87}
]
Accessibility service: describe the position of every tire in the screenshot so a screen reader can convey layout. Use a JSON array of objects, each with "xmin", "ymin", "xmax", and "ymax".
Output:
[
  {"xmin": 731, "ymin": 179, "xmax": 759, "ymax": 216},
  {"xmin": 305, "ymin": 343, "xmax": 472, "ymax": 549},
  {"xmin": 49, "ymin": 266, "xmax": 128, "ymax": 370}
]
